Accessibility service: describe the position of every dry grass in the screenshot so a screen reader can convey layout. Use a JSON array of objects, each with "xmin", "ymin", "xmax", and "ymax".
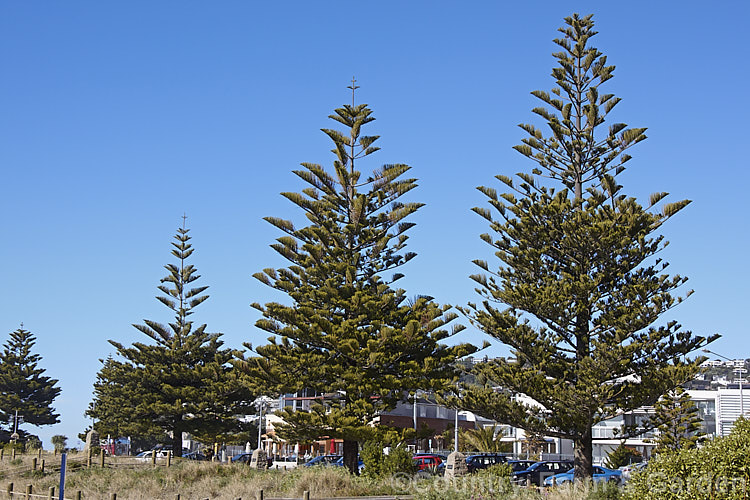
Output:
[
  {"xmin": 0, "ymin": 461, "xmax": 404, "ymax": 499},
  {"xmin": 0, "ymin": 460, "xmax": 621, "ymax": 500}
]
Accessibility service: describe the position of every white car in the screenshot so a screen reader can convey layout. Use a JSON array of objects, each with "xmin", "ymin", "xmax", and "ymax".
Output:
[
  {"xmin": 135, "ymin": 450, "xmax": 170, "ymax": 462},
  {"xmin": 619, "ymin": 461, "xmax": 647, "ymax": 483}
]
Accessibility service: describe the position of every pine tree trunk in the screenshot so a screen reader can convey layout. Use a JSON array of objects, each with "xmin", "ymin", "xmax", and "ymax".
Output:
[
  {"xmin": 342, "ymin": 439, "xmax": 359, "ymax": 475},
  {"xmin": 573, "ymin": 427, "xmax": 593, "ymax": 480},
  {"xmin": 172, "ymin": 423, "xmax": 183, "ymax": 458}
]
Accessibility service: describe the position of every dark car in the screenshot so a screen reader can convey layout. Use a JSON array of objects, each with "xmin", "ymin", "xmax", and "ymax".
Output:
[
  {"xmin": 231, "ymin": 453, "xmax": 252, "ymax": 464},
  {"xmin": 303, "ymin": 454, "xmax": 343, "ymax": 467},
  {"xmin": 231, "ymin": 452, "xmax": 274, "ymax": 467},
  {"xmin": 182, "ymin": 450, "xmax": 206, "ymax": 461},
  {"xmin": 513, "ymin": 460, "xmax": 574, "ymax": 486},
  {"xmin": 507, "ymin": 459, "xmax": 537, "ymax": 472},
  {"xmin": 465, "ymin": 453, "xmax": 507, "ymax": 473}
]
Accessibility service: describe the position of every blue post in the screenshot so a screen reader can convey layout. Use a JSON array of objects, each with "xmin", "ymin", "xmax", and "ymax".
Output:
[{"xmin": 58, "ymin": 452, "xmax": 67, "ymax": 500}]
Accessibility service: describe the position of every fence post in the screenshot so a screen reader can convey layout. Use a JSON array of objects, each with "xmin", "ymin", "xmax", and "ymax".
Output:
[
  {"xmin": 110, "ymin": 493, "xmax": 116, "ymax": 500},
  {"xmin": 76, "ymin": 491, "xmax": 82, "ymax": 500},
  {"xmin": 256, "ymin": 490, "xmax": 263, "ymax": 500},
  {"xmin": 59, "ymin": 452, "xmax": 67, "ymax": 500},
  {"xmin": 174, "ymin": 495, "xmax": 180, "ymax": 500},
  {"xmin": 303, "ymin": 491, "xmax": 310, "ymax": 500},
  {"xmin": 1, "ymin": 448, "xmax": 4, "ymax": 461},
  {"xmin": 32, "ymin": 458, "xmax": 37, "ymax": 471},
  {"xmin": 11, "ymin": 449, "xmax": 16, "ymax": 460},
  {"xmin": 25, "ymin": 484, "xmax": 32, "ymax": 500},
  {"xmin": 151, "ymin": 452, "xmax": 156, "ymax": 466},
  {"xmin": 100, "ymin": 451, "xmax": 105, "ymax": 468},
  {"xmin": 167, "ymin": 451, "xmax": 171, "ymax": 468},
  {"xmin": 6, "ymin": 482, "xmax": 13, "ymax": 499},
  {"xmin": 38, "ymin": 449, "xmax": 42, "ymax": 460},
  {"xmin": 41, "ymin": 459, "xmax": 45, "ymax": 473},
  {"xmin": 87, "ymin": 449, "xmax": 92, "ymax": 468},
  {"xmin": 48, "ymin": 486, "xmax": 55, "ymax": 500}
]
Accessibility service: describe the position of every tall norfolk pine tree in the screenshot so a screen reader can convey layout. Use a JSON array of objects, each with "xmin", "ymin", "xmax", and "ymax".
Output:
[
  {"xmin": 456, "ymin": 14, "xmax": 717, "ymax": 479},
  {"xmin": 88, "ymin": 224, "xmax": 253, "ymax": 456},
  {"xmin": 0, "ymin": 327, "xmax": 61, "ymax": 441},
  {"xmin": 241, "ymin": 98, "xmax": 475, "ymax": 473}
]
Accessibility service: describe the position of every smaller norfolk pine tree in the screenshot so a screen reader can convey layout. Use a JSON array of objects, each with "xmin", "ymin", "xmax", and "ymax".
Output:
[
  {"xmin": 241, "ymin": 91, "xmax": 475, "ymax": 473},
  {"xmin": 88, "ymin": 223, "xmax": 254, "ymax": 455},
  {"xmin": 650, "ymin": 386, "xmax": 704, "ymax": 454},
  {"xmin": 0, "ymin": 327, "xmax": 61, "ymax": 441},
  {"xmin": 455, "ymin": 14, "xmax": 717, "ymax": 480}
]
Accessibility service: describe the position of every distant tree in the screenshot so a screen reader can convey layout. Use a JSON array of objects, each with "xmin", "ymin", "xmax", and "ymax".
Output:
[
  {"xmin": 87, "ymin": 223, "xmax": 254, "ymax": 456},
  {"xmin": 87, "ymin": 356, "xmax": 165, "ymax": 442},
  {"xmin": 605, "ymin": 443, "xmax": 642, "ymax": 469},
  {"xmin": 0, "ymin": 327, "xmax": 61, "ymax": 440},
  {"xmin": 461, "ymin": 424, "xmax": 508, "ymax": 453},
  {"xmin": 51, "ymin": 435, "xmax": 67, "ymax": 453},
  {"xmin": 240, "ymin": 98, "xmax": 475, "ymax": 473},
  {"xmin": 24, "ymin": 435, "xmax": 42, "ymax": 451},
  {"xmin": 650, "ymin": 386, "xmax": 704, "ymax": 454},
  {"xmin": 455, "ymin": 13, "xmax": 717, "ymax": 480}
]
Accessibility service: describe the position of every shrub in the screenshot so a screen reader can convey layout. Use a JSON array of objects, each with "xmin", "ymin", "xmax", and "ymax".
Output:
[
  {"xmin": 624, "ymin": 417, "xmax": 750, "ymax": 500},
  {"xmin": 382, "ymin": 445, "xmax": 416, "ymax": 477},
  {"xmin": 360, "ymin": 441, "xmax": 386, "ymax": 478},
  {"xmin": 605, "ymin": 443, "xmax": 642, "ymax": 469}
]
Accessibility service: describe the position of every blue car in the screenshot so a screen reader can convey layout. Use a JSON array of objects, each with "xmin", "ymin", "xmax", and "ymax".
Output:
[
  {"xmin": 302, "ymin": 454, "xmax": 342, "ymax": 467},
  {"xmin": 543, "ymin": 465, "xmax": 621, "ymax": 486},
  {"xmin": 332, "ymin": 456, "xmax": 365, "ymax": 472}
]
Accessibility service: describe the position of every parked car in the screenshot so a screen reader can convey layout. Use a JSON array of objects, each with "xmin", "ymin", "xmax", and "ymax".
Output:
[
  {"xmin": 507, "ymin": 459, "xmax": 537, "ymax": 473},
  {"xmin": 413, "ymin": 454, "xmax": 443, "ymax": 472},
  {"xmin": 513, "ymin": 461, "xmax": 574, "ymax": 486},
  {"xmin": 134, "ymin": 450, "xmax": 170, "ymax": 462},
  {"xmin": 231, "ymin": 453, "xmax": 252, "ymax": 464},
  {"xmin": 543, "ymin": 465, "xmax": 622, "ymax": 486},
  {"xmin": 413, "ymin": 452, "xmax": 448, "ymax": 461},
  {"xmin": 619, "ymin": 461, "xmax": 647, "ymax": 483},
  {"xmin": 465, "ymin": 453, "xmax": 507, "ymax": 473},
  {"xmin": 232, "ymin": 452, "xmax": 274, "ymax": 467},
  {"xmin": 303, "ymin": 454, "xmax": 343, "ymax": 467},
  {"xmin": 182, "ymin": 450, "xmax": 207, "ymax": 461},
  {"xmin": 332, "ymin": 456, "xmax": 365, "ymax": 472}
]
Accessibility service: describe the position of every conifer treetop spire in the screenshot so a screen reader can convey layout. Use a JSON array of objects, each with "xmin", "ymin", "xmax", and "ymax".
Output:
[
  {"xmin": 346, "ymin": 77, "xmax": 361, "ymax": 172},
  {"xmin": 347, "ymin": 76, "xmax": 359, "ymax": 107}
]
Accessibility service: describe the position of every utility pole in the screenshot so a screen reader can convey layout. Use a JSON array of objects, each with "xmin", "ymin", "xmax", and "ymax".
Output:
[
  {"xmin": 10, "ymin": 410, "xmax": 20, "ymax": 444},
  {"xmin": 454, "ymin": 409, "xmax": 459, "ymax": 453}
]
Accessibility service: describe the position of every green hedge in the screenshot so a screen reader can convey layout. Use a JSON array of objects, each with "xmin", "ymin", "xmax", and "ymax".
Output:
[{"xmin": 624, "ymin": 417, "xmax": 750, "ymax": 500}]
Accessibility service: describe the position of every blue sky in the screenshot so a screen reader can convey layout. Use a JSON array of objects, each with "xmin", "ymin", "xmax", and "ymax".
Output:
[{"xmin": 1, "ymin": 1, "xmax": 747, "ymax": 449}]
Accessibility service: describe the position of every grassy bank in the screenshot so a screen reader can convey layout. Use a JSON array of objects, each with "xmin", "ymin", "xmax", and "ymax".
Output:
[{"xmin": 1, "ymin": 462, "xmax": 621, "ymax": 499}]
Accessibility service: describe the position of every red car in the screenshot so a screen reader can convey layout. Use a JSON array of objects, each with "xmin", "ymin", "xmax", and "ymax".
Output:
[{"xmin": 413, "ymin": 454, "xmax": 443, "ymax": 471}]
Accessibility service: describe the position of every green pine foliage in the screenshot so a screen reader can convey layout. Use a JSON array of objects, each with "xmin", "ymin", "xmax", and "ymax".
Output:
[
  {"xmin": 87, "ymin": 224, "xmax": 254, "ymax": 456},
  {"xmin": 456, "ymin": 14, "xmax": 717, "ymax": 479},
  {"xmin": 605, "ymin": 443, "xmax": 642, "ymax": 469},
  {"xmin": 241, "ymin": 100, "xmax": 475, "ymax": 473},
  {"xmin": 650, "ymin": 387, "xmax": 704, "ymax": 454},
  {"xmin": 0, "ymin": 327, "xmax": 61, "ymax": 441}
]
